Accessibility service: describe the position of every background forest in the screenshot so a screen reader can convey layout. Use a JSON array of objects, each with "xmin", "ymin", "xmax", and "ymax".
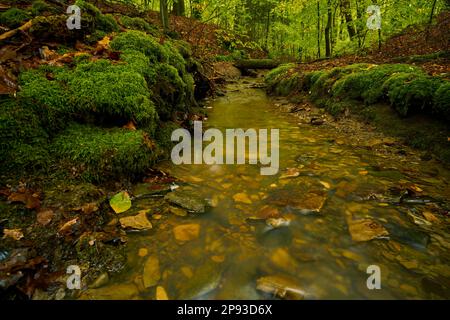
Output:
[{"xmin": 114, "ymin": 0, "xmax": 449, "ymax": 60}]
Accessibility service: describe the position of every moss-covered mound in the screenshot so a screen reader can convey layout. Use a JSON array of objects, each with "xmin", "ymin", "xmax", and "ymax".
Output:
[
  {"xmin": 1, "ymin": 4, "xmax": 195, "ymax": 182},
  {"xmin": 51, "ymin": 125, "xmax": 159, "ymax": 182}
]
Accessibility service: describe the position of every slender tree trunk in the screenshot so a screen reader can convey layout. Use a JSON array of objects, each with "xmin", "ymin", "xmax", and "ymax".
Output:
[
  {"xmin": 160, "ymin": 0, "xmax": 169, "ymax": 32},
  {"xmin": 317, "ymin": 0, "xmax": 321, "ymax": 58},
  {"xmin": 173, "ymin": 0, "xmax": 185, "ymax": 16},
  {"xmin": 429, "ymin": 0, "xmax": 438, "ymax": 25},
  {"xmin": 340, "ymin": 0, "xmax": 356, "ymax": 39},
  {"xmin": 265, "ymin": 9, "xmax": 270, "ymax": 51},
  {"xmin": 325, "ymin": 0, "xmax": 332, "ymax": 57}
]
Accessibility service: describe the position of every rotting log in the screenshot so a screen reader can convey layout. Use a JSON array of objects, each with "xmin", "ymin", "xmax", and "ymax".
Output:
[{"xmin": 234, "ymin": 59, "xmax": 281, "ymax": 70}]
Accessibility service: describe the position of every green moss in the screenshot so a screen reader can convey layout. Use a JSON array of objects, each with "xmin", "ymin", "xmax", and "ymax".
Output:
[
  {"xmin": 97, "ymin": 13, "xmax": 119, "ymax": 32},
  {"xmin": 51, "ymin": 124, "xmax": 158, "ymax": 182},
  {"xmin": 0, "ymin": 8, "xmax": 31, "ymax": 28},
  {"xmin": 433, "ymin": 82, "xmax": 450, "ymax": 121},
  {"xmin": 151, "ymin": 63, "xmax": 187, "ymax": 119},
  {"xmin": 31, "ymin": 0, "xmax": 51, "ymax": 16},
  {"xmin": 111, "ymin": 30, "xmax": 169, "ymax": 63},
  {"xmin": 66, "ymin": 59, "xmax": 158, "ymax": 131},
  {"xmin": 0, "ymin": 99, "xmax": 50, "ymax": 173},
  {"xmin": 266, "ymin": 64, "xmax": 295, "ymax": 84},
  {"xmin": 18, "ymin": 68, "xmax": 70, "ymax": 134},
  {"xmin": 383, "ymin": 72, "xmax": 441, "ymax": 117},
  {"xmin": 332, "ymin": 64, "xmax": 421, "ymax": 104},
  {"xmin": 119, "ymin": 15, "xmax": 156, "ymax": 33}
]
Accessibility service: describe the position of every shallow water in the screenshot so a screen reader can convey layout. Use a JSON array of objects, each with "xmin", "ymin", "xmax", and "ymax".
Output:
[{"xmin": 83, "ymin": 78, "xmax": 450, "ymax": 300}]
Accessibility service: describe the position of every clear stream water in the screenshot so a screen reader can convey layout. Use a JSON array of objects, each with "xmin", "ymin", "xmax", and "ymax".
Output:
[{"xmin": 81, "ymin": 77, "xmax": 450, "ymax": 300}]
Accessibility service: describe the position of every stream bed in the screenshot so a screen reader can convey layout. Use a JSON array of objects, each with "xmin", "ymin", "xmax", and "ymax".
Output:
[{"xmin": 80, "ymin": 77, "xmax": 450, "ymax": 300}]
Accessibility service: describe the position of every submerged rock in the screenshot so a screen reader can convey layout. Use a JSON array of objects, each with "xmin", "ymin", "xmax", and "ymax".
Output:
[
  {"xmin": 164, "ymin": 191, "xmax": 207, "ymax": 213},
  {"xmin": 79, "ymin": 283, "xmax": 139, "ymax": 300},
  {"xmin": 173, "ymin": 224, "xmax": 201, "ymax": 242},
  {"xmin": 256, "ymin": 275, "xmax": 306, "ymax": 300},
  {"xmin": 384, "ymin": 222, "xmax": 430, "ymax": 250},
  {"xmin": 347, "ymin": 218, "xmax": 389, "ymax": 242},
  {"xmin": 119, "ymin": 210, "xmax": 152, "ymax": 231},
  {"xmin": 177, "ymin": 262, "xmax": 223, "ymax": 299},
  {"xmin": 143, "ymin": 255, "xmax": 161, "ymax": 288}
]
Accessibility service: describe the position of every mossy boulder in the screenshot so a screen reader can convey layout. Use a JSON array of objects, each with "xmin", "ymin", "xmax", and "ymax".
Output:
[
  {"xmin": 51, "ymin": 124, "xmax": 159, "ymax": 182},
  {"xmin": 118, "ymin": 15, "xmax": 156, "ymax": 34},
  {"xmin": 0, "ymin": 8, "xmax": 31, "ymax": 28},
  {"xmin": 65, "ymin": 59, "xmax": 158, "ymax": 131},
  {"xmin": 382, "ymin": 72, "xmax": 441, "ymax": 117},
  {"xmin": 433, "ymin": 82, "xmax": 450, "ymax": 121}
]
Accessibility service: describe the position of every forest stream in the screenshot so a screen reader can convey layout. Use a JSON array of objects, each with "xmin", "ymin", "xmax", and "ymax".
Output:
[{"xmin": 79, "ymin": 76, "xmax": 450, "ymax": 300}]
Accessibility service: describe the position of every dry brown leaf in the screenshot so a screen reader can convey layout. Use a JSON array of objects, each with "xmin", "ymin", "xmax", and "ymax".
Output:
[
  {"xmin": 8, "ymin": 191, "xmax": 40, "ymax": 210},
  {"xmin": 3, "ymin": 228, "xmax": 24, "ymax": 240},
  {"xmin": 36, "ymin": 209, "xmax": 54, "ymax": 226},
  {"xmin": 123, "ymin": 121, "xmax": 137, "ymax": 130},
  {"xmin": 58, "ymin": 218, "xmax": 79, "ymax": 235}
]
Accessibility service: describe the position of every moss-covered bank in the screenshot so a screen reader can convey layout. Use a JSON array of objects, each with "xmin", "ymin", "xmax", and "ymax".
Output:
[
  {"xmin": 1, "ymin": 13, "xmax": 199, "ymax": 183},
  {"xmin": 265, "ymin": 61, "xmax": 450, "ymax": 162}
]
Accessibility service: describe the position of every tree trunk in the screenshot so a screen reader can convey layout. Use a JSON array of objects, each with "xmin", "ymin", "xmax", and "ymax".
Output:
[
  {"xmin": 173, "ymin": 0, "xmax": 185, "ymax": 16},
  {"xmin": 325, "ymin": 0, "xmax": 332, "ymax": 57},
  {"xmin": 340, "ymin": 0, "xmax": 356, "ymax": 39},
  {"xmin": 317, "ymin": 0, "xmax": 321, "ymax": 58},
  {"xmin": 160, "ymin": 0, "xmax": 169, "ymax": 32},
  {"xmin": 429, "ymin": 0, "xmax": 438, "ymax": 25}
]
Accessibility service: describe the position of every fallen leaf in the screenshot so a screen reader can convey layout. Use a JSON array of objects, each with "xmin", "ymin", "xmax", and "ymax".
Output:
[
  {"xmin": 3, "ymin": 228, "xmax": 24, "ymax": 240},
  {"xmin": 233, "ymin": 192, "xmax": 252, "ymax": 204},
  {"xmin": 123, "ymin": 121, "xmax": 136, "ymax": 130},
  {"xmin": 359, "ymin": 170, "xmax": 369, "ymax": 175},
  {"xmin": 320, "ymin": 181, "xmax": 331, "ymax": 189},
  {"xmin": 110, "ymin": 191, "xmax": 132, "ymax": 214},
  {"xmin": 36, "ymin": 209, "xmax": 54, "ymax": 226},
  {"xmin": 8, "ymin": 191, "xmax": 40, "ymax": 209},
  {"xmin": 58, "ymin": 218, "xmax": 79, "ymax": 235},
  {"xmin": 280, "ymin": 167, "xmax": 300, "ymax": 179},
  {"xmin": 95, "ymin": 36, "xmax": 110, "ymax": 54},
  {"xmin": 74, "ymin": 202, "xmax": 99, "ymax": 214}
]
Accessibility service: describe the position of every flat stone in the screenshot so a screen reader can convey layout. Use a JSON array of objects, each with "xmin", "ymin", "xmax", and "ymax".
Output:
[
  {"xmin": 119, "ymin": 210, "xmax": 152, "ymax": 231},
  {"xmin": 348, "ymin": 219, "xmax": 389, "ymax": 242},
  {"xmin": 173, "ymin": 224, "xmax": 200, "ymax": 242},
  {"xmin": 143, "ymin": 255, "xmax": 161, "ymax": 288},
  {"xmin": 165, "ymin": 191, "xmax": 206, "ymax": 213}
]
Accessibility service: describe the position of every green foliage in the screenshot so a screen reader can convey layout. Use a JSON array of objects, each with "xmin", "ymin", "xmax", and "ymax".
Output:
[
  {"xmin": 111, "ymin": 30, "xmax": 169, "ymax": 63},
  {"xmin": 119, "ymin": 15, "xmax": 156, "ymax": 33},
  {"xmin": 433, "ymin": 82, "xmax": 450, "ymax": 121},
  {"xmin": 0, "ymin": 8, "xmax": 31, "ymax": 28},
  {"xmin": 51, "ymin": 124, "xmax": 157, "ymax": 182}
]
